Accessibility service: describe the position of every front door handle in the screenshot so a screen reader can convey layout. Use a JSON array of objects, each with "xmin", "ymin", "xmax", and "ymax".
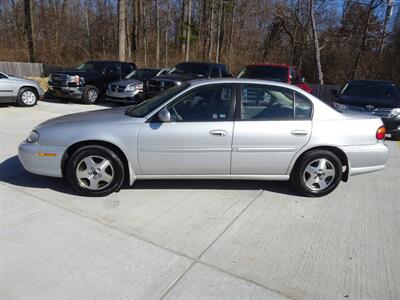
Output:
[
  {"xmin": 291, "ymin": 130, "xmax": 308, "ymax": 136},
  {"xmin": 209, "ymin": 129, "xmax": 227, "ymax": 137}
]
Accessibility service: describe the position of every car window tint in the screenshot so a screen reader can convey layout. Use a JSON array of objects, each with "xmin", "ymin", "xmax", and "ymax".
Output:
[
  {"xmin": 210, "ymin": 65, "xmax": 220, "ymax": 77},
  {"xmin": 168, "ymin": 84, "xmax": 233, "ymax": 122},
  {"xmin": 105, "ymin": 63, "xmax": 119, "ymax": 74},
  {"xmin": 341, "ymin": 83, "xmax": 395, "ymax": 98},
  {"xmin": 294, "ymin": 92, "xmax": 312, "ymax": 119},
  {"xmin": 121, "ymin": 63, "xmax": 133, "ymax": 75},
  {"xmin": 240, "ymin": 84, "xmax": 294, "ymax": 120}
]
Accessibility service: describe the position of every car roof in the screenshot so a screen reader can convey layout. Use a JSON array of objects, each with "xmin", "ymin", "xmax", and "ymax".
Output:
[
  {"xmin": 244, "ymin": 63, "xmax": 292, "ymax": 68},
  {"xmin": 346, "ymin": 79, "xmax": 395, "ymax": 85},
  {"xmin": 187, "ymin": 78, "xmax": 304, "ymax": 92}
]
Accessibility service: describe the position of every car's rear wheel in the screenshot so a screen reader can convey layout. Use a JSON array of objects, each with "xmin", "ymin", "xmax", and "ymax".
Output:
[
  {"xmin": 66, "ymin": 145, "xmax": 124, "ymax": 197},
  {"xmin": 82, "ymin": 85, "xmax": 99, "ymax": 104},
  {"xmin": 291, "ymin": 150, "xmax": 342, "ymax": 197},
  {"xmin": 16, "ymin": 87, "xmax": 38, "ymax": 107}
]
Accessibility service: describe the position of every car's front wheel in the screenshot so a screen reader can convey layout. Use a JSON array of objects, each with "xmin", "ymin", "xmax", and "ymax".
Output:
[
  {"xmin": 290, "ymin": 150, "xmax": 343, "ymax": 197},
  {"xmin": 66, "ymin": 145, "xmax": 124, "ymax": 197}
]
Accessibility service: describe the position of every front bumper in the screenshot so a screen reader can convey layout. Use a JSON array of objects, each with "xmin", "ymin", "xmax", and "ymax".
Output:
[
  {"xmin": 18, "ymin": 142, "xmax": 66, "ymax": 178},
  {"xmin": 341, "ymin": 142, "xmax": 389, "ymax": 176},
  {"xmin": 47, "ymin": 85, "xmax": 83, "ymax": 99},
  {"xmin": 105, "ymin": 90, "xmax": 142, "ymax": 103}
]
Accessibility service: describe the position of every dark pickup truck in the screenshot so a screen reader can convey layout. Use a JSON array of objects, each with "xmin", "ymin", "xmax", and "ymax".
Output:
[
  {"xmin": 145, "ymin": 62, "xmax": 232, "ymax": 98},
  {"xmin": 48, "ymin": 61, "xmax": 136, "ymax": 104}
]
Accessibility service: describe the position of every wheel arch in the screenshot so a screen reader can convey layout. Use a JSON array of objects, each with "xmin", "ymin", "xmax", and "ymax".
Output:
[
  {"xmin": 289, "ymin": 146, "xmax": 349, "ymax": 182},
  {"xmin": 61, "ymin": 140, "xmax": 131, "ymax": 185},
  {"xmin": 19, "ymin": 85, "xmax": 40, "ymax": 96}
]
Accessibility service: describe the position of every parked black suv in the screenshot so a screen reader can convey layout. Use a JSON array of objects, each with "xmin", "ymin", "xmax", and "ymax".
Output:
[
  {"xmin": 48, "ymin": 61, "xmax": 136, "ymax": 104},
  {"xmin": 145, "ymin": 62, "xmax": 232, "ymax": 98},
  {"xmin": 330, "ymin": 80, "xmax": 400, "ymax": 140}
]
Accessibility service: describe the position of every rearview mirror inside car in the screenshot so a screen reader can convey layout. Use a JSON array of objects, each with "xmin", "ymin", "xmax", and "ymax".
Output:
[
  {"xmin": 158, "ymin": 108, "xmax": 171, "ymax": 122},
  {"xmin": 331, "ymin": 89, "xmax": 338, "ymax": 97}
]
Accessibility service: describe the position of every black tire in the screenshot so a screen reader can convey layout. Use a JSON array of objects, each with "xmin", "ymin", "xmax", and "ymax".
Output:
[
  {"xmin": 290, "ymin": 149, "xmax": 343, "ymax": 197},
  {"xmin": 16, "ymin": 87, "xmax": 38, "ymax": 107},
  {"xmin": 81, "ymin": 85, "xmax": 99, "ymax": 104},
  {"xmin": 66, "ymin": 145, "xmax": 124, "ymax": 197}
]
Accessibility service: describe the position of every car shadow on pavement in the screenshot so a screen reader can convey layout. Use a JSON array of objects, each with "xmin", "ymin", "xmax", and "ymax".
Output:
[{"xmin": 0, "ymin": 155, "xmax": 299, "ymax": 196}]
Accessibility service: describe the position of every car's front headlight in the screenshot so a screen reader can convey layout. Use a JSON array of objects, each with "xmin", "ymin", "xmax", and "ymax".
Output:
[
  {"xmin": 125, "ymin": 83, "xmax": 143, "ymax": 92},
  {"xmin": 26, "ymin": 130, "xmax": 40, "ymax": 143},
  {"xmin": 331, "ymin": 102, "xmax": 348, "ymax": 111},
  {"xmin": 388, "ymin": 108, "xmax": 400, "ymax": 118},
  {"xmin": 67, "ymin": 75, "xmax": 81, "ymax": 84}
]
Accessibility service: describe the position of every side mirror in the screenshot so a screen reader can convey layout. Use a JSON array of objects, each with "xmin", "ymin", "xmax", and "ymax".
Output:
[
  {"xmin": 158, "ymin": 108, "xmax": 171, "ymax": 122},
  {"xmin": 331, "ymin": 89, "xmax": 338, "ymax": 97}
]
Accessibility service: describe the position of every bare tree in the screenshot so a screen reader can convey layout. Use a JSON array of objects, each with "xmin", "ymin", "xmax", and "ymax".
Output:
[
  {"xmin": 118, "ymin": 0, "xmax": 127, "ymax": 61},
  {"xmin": 23, "ymin": 0, "xmax": 35, "ymax": 62},
  {"xmin": 184, "ymin": 0, "xmax": 192, "ymax": 61},
  {"xmin": 310, "ymin": 0, "xmax": 323, "ymax": 84},
  {"xmin": 155, "ymin": 0, "xmax": 160, "ymax": 67},
  {"xmin": 352, "ymin": 0, "xmax": 383, "ymax": 79}
]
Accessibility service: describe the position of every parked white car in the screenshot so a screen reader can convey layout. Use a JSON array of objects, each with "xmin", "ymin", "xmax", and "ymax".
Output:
[
  {"xmin": 0, "ymin": 72, "xmax": 44, "ymax": 106},
  {"xmin": 19, "ymin": 79, "xmax": 389, "ymax": 197}
]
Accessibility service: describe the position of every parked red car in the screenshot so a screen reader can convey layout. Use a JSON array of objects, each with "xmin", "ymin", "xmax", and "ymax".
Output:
[{"xmin": 237, "ymin": 64, "xmax": 312, "ymax": 93}]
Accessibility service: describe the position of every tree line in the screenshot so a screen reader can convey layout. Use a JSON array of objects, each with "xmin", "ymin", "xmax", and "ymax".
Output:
[{"xmin": 0, "ymin": 0, "xmax": 399, "ymax": 84}]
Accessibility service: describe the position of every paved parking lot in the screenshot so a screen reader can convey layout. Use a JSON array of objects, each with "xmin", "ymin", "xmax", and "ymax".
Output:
[{"xmin": 1, "ymin": 99, "xmax": 400, "ymax": 299}]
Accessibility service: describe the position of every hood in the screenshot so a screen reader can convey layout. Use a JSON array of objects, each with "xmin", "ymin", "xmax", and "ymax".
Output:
[
  {"xmin": 7, "ymin": 75, "xmax": 38, "ymax": 85},
  {"xmin": 152, "ymin": 73, "xmax": 203, "ymax": 82},
  {"xmin": 51, "ymin": 70, "xmax": 99, "ymax": 79},
  {"xmin": 336, "ymin": 95, "xmax": 399, "ymax": 108},
  {"xmin": 109, "ymin": 79, "xmax": 142, "ymax": 86},
  {"xmin": 35, "ymin": 107, "xmax": 143, "ymax": 130}
]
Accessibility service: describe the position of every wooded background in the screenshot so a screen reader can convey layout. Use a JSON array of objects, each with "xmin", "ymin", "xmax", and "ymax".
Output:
[{"xmin": 0, "ymin": 0, "xmax": 399, "ymax": 84}]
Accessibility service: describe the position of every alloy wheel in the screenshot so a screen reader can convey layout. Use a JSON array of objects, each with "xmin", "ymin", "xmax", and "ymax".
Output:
[
  {"xmin": 21, "ymin": 91, "xmax": 37, "ymax": 105},
  {"xmin": 303, "ymin": 158, "xmax": 336, "ymax": 191},
  {"xmin": 76, "ymin": 155, "xmax": 114, "ymax": 190}
]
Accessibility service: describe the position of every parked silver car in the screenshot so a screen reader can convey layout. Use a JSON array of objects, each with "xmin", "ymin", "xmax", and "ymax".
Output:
[
  {"xmin": 0, "ymin": 72, "xmax": 44, "ymax": 106},
  {"xmin": 18, "ymin": 79, "xmax": 389, "ymax": 197}
]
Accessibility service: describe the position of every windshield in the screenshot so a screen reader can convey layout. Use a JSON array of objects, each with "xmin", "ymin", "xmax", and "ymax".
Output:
[
  {"xmin": 238, "ymin": 66, "xmax": 288, "ymax": 82},
  {"xmin": 340, "ymin": 83, "xmax": 396, "ymax": 98},
  {"xmin": 125, "ymin": 69, "xmax": 144, "ymax": 80},
  {"xmin": 77, "ymin": 62, "xmax": 105, "ymax": 73},
  {"xmin": 168, "ymin": 63, "xmax": 209, "ymax": 77},
  {"xmin": 125, "ymin": 83, "xmax": 190, "ymax": 117}
]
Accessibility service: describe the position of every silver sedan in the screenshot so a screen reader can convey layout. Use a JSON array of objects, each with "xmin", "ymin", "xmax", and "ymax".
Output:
[{"xmin": 18, "ymin": 79, "xmax": 389, "ymax": 197}]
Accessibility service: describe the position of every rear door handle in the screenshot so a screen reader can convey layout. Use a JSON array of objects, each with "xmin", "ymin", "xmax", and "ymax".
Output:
[
  {"xmin": 209, "ymin": 129, "xmax": 227, "ymax": 137},
  {"xmin": 291, "ymin": 130, "xmax": 308, "ymax": 136}
]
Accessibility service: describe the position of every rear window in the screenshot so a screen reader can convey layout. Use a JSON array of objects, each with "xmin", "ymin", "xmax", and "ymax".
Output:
[
  {"xmin": 238, "ymin": 66, "xmax": 288, "ymax": 82},
  {"xmin": 340, "ymin": 83, "xmax": 395, "ymax": 98}
]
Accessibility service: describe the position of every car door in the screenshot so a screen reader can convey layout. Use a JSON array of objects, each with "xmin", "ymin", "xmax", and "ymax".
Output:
[
  {"xmin": 0, "ymin": 73, "xmax": 15, "ymax": 102},
  {"xmin": 138, "ymin": 84, "xmax": 235, "ymax": 175},
  {"xmin": 231, "ymin": 83, "xmax": 312, "ymax": 175}
]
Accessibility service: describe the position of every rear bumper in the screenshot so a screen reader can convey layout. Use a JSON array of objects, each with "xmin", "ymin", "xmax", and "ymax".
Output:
[
  {"xmin": 18, "ymin": 142, "xmax": 65, "ymax": 177},
  {"xmin": 382, "ymin": 116, "xmax": 400, "ymax": 137},
  {"xmin": 340, "ymin": 142, "xmax": 389, "ymax": 176}
]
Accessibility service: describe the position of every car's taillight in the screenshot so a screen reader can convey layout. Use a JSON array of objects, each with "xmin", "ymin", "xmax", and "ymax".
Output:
[{"xmin": 376, "ymin": 126, "xmax": 386, "ymax": 140}]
